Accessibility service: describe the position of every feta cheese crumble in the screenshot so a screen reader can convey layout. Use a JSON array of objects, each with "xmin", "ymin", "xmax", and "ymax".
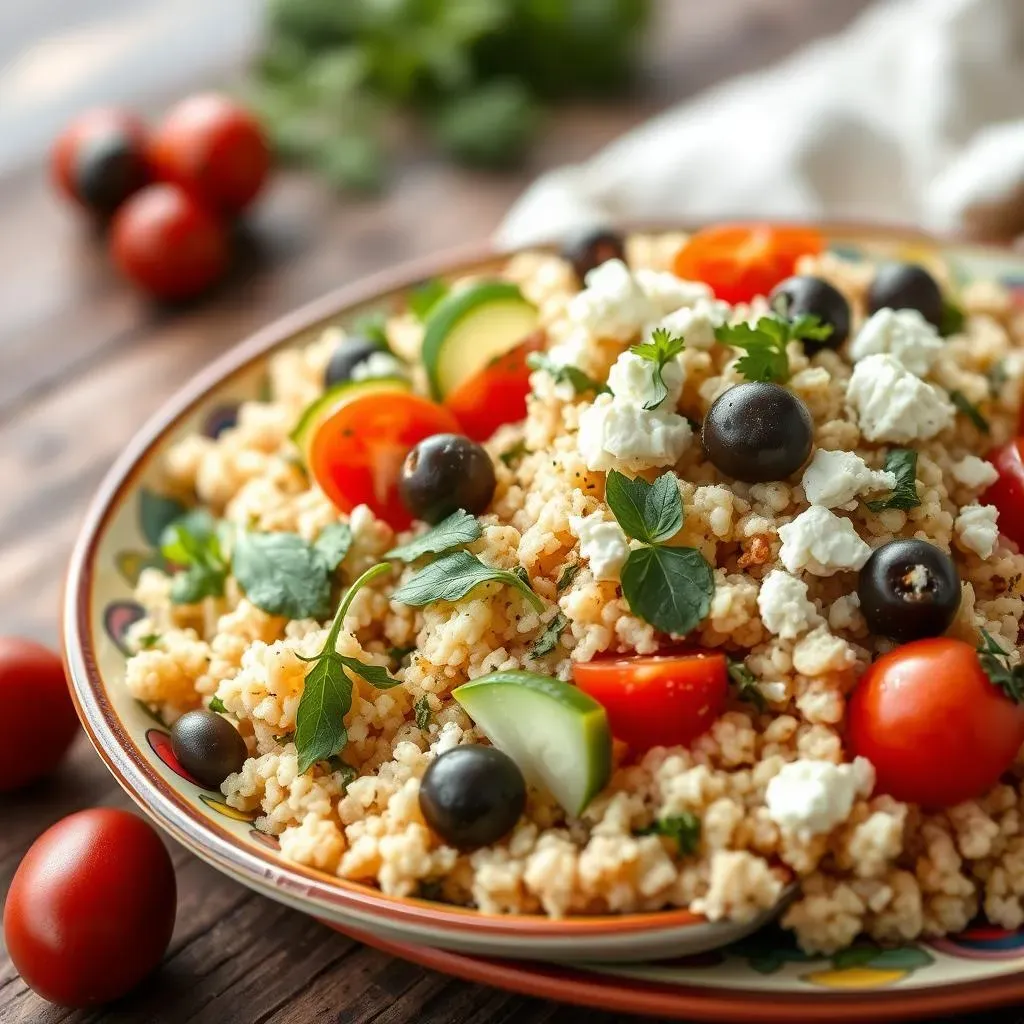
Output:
[
  {"xmin": 568, "ymin": 260, "xmax": 654, "ymax": 342},
  {"xmin": 757, "ymin": 570, "xmax": 823, "ymax": 639},
  {"xmin": 800, "ymin": 449, "xmax": 897, "ymax": 510},
  {"xmin": 654, "ymin": 296, "xmax": 732, "ymax": 350},
  {"xmin": 634, "ymin": 268, "xmax": 713, "ymax": 317},
  {"xmin": 350, "ymin": 351, "xmax": 411, "ymax": 383},
  {"xmin": 849, "ymin": 307, "xmax": 944, "ymax": 377},
  {"xmin": 766, "ymin": 758, "xmax": 874, "ymax": 837},
  {"xmin": 846, "ymin": 354, "xmax": 956, "ymax": 443},
  {"xmin": 951, "ymin": 455, "xmax": 999, "ymax": 490},
  {"xmin": 954, "ymin": 503, "xmax": 1000, "ymax": 558},
  {"xmin": 777, "ymin": 506, "xmax": 872, "ymax": 576},
  {"xmin": 568, "ymin": 512, "xmax": 630, "ymax": 582}
]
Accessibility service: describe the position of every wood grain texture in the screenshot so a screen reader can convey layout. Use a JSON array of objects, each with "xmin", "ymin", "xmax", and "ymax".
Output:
[{"xmin": 3, "ymin": 2, "xmax": 1011, "ymax": 1022}]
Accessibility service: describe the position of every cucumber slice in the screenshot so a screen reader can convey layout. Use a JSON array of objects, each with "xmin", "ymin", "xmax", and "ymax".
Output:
[
  {"xmin": 453, "ymin": 670, "xmax": 612, "ymax": 816},
  {"xmin": 290, "ymin": 376, "xmax": 411, "ymax": 464},
  {"xmin": 422, "ymin": 281, "xmax": 539, "ymax": 399}
]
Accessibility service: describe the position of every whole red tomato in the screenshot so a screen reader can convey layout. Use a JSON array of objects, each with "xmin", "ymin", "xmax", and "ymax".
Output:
[
  {"xmin": 983, "ymin": 439, "xmax": 1024, "ymax": 547},
  {"xmin": 848, "ymin": 637, "xmax": 1024, "ymax": 808},
  {"xmin": 149, "ymin": 93, "xmax": 270, "ymax": 215},
  {"xmin": 110, "ymin": 183, "xmax": 229, "ymax": 300},
  {"xmin": 3, "ymin": 809, "xmax": 177, "ymax": 1007},
  {"xmin": 0, "ymin": 637, "xmax": 78, "ymax": 792}
]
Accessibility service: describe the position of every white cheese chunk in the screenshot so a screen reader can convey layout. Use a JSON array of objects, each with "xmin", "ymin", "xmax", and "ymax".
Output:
[
  {"xmin": 849, "ymin": 307, "xmax": 944, "ymax": 376},
  {"xmin": 766, "ymin": 758, "xmax": 874, "ymax": 837},
  {"xmin": 606, "ymin": 350, "xmax": 684, "ymax": 408},
  {"xmin": 654, "ymin": 296, "xmax": 732, "ymax": 350},
  {"xmin": 349, "ymin": 351, "xmax": 411, "ymax": 382},
  {"xmin": 846, "ymin": 354, "xmax": 956, "ymax": 443},
  {"xmin": 634, "ymin": 269, "xmax": 713, "ymax": 317},
  {"xmin": 954, "ymin": 503, "xmax": 1000, "ymax": 558},
  {"xmin": 568, "ymin": 512, "xmax": 630, "ymax": 582},
  {"xmin": 777, "ymin": 506, "xmax": 872, "ymax": 576},
  {"xmin": 577, "ymin": 394, "xmax": 693, "ymax": 472},
  {"xmin": 568, "ymin": 260, "xmax": 655, "ymax": 342},
  {"xmin": 757, "ymin": 570, "xmax": 823, "ymax": 639},
  {"xmin": 544, "ymin": 326, "xmax": 603, "ymax": 379},
  {"xmin": 800, "ymin": 449, "xmax": 897, "ymax": 510},
  {"xmin": 951, "ymin": 455, "xmax": 999, "ymax": 490}
]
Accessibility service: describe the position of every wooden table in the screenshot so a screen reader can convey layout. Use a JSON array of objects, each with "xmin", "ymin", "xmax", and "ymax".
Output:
[{"xmin": 0, "ymin": 2, "xmax": 1016, "ymax": 1021}]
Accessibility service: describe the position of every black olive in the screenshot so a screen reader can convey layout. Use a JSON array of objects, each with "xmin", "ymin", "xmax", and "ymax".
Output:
[
  {"xmin": 769, "ymin": 275, "xmax": 851, "ymax": 349},
  {"xmin": 857, "ymin": 539, "xmax": 961, "ymax": 643},
  {"xmin": 419, "ymin": 745, "xmax": 526, "ymax": 850},
  {"xmin": 867, "ymin": 263, "xmax": 944, "ymax": 330},
  {"xmin": 324, "ymin": 335, "xmax": 390, "ymax": 388},
  {"xmin": 702, "ymin": 382, "xmax": 813, "ymax": 483},
  {"xmin": 170, "ymin": 709, "xmax": 248, "ymax": 790},
  {"xmin": 74, "ymin": 129, "xmax": 148, "ymax": 216},
  {"xmin": 399, "ymin": 433, "xmax": 496, "ymax": 524},
  {"xmin": 560, "ymin": 225, "xmax": 626, "ymax": 283}
]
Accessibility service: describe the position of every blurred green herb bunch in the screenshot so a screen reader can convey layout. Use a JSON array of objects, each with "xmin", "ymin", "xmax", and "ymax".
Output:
[{"xmin": 252, "ymin": 0, "xmax": 652, "ymax": 190}]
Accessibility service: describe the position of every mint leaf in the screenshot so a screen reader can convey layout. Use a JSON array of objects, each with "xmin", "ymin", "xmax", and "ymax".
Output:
[
  {"xmin": 716, "ymin": 313, "xmax": 832, "ymax": 383},
  {"xmin": 865, "ymin": 449, "xmax": 921, "ymax": 513},
  {"xmin": 527, "ymin": 352, "xmax": 609, "ymax": 396},
  {"xmin": 392, "ymin": 550, "xmax": 545, "ymax": 612},
  {"xmin": 556, "ymin": 562, "xmax": 580, "ymax": 592},
  {"xmin": 620, "ymin": 546, "xmax": 714, "ymax": 636},
  {"xmin": 232, "ymin": 531, "xmax": 334, "ymax": 620},
  {"xmin": 409, "ymin": 279, "xmax": 449, "ymax": 321},
  {"xmin": 728, "ymin": 659, "xmax": 766, "ymax": 712},
  {"xmin": 414, "ymin": 695, "xmax": 432, "ymax": 730},
  {"xmin": 530, "ymin": 612, "xmax": 568, "ymax": 658},
  {"xmin": 313, "ymin": 522, "xmax": 353, "ymax": 570},
  {"xmin": 208, "ymin": 695, "xmax": 228, "ymax": 714},
  {"xmin": 977, "ymin": 629, "xmax": 1024, "ymax": 704},
  {"xmin": 630, "ymin": 327, "xmax": 685, "ymax": 410},
  {"xmin": 385, "ymin": 510, "xmax": 481, "ymax": 562},
  {"xmin": 605, "ymin": 470, "xmax": 683, "ymax": 544},
  {"xmin": 161, "ymin": 510, "xmax": 229, "ymax": 604},
  {"xmin": 635, "ymin": 812, "xmax": 701, "ymax": 856},
  {"xmin": 295, "ymin": 563, "xmax": 395, "ymax": 773},
  {"xmin": 950, "ymin": 390, "xmax": 990, "ymax": 434}
]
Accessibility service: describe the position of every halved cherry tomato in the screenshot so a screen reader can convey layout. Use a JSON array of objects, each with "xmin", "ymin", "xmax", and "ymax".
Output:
[
  {"xmin": 573, "ymin": 652, "xmax": 728, "ymax": 752},
  {"xmin": 983, "ymin": 439, "xmax": 1024, "ymax": 547},
  {"xmin": 310, "ymin": 391, "xmax": 460, "ymax": 530},
  {"xmin": 848, "ymin": 637, "xmax": 1024, "ymax": 808},
  {"xmin": 444, "ymin": 333, "xmax": 546, "ymax": 442},
  {"xmin": 672, "ymin": 224, "xmax": 825, "ymax": 305}
]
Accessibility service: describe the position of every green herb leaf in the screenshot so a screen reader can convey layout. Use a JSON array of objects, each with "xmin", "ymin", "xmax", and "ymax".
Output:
[
  {"xmin": 950, "ymin": 389, "xmax": 990, "ymax": 434},
  {"xmin": 630, "ymin": 327, "xmax": 685, "ymax": 410},
  {"xmin": 389, "ymin": 645, "xmax": 415, "ymax": 664},
  {"xmin": 138, "ymin": 633, "xmax": 162, "ymax": 650},
  {"xmin": 530, "ymin": 612, "xmax": 568, "ymax": 658},
  {"xmin": 433, "ymin": 79, "xmax": 539, "ymax": 169},
  {"xmin": 989, "ymin": 360, "xmax": 1009, "ymax": 398},
  {"xmin": 865, "ymin": 449, "xmax": 921, "ymax": 513},
  {"xmin": 232, "ymin": 531, "xmax": 334, "ymax": 620},
  {"xmin": 327, "ymin": 757, "xmax": 358, "ymax": 788},
  {"xmin": 940, "ymin": 296, "xmax": 966, "ymax": 337},
  {"xmin": 294, "ymin": 564, "xmax": 395, "ymax": 773},
  {"xmin": 499, "ymin": 440, "xmax": 529, "ymax": 467},
  {"xmin": 409, "ymin": 279, "xmax": 449, "ymax": 321},
  {"xmin": 727, "ymin": 659, "xmax": 767, "ymax": 712},
  {"xmin": 313, "ymin": 522, "xmax": 353, "ymax": 570},
  {"xmin": 161, "ymin": 510, "xmax": 229, "ymax": 604},
  {"xmin": 527, "ymin": 352, "xmax": 610, "ymax": 396},
  {"xmin": 208, "ymin": 696, "xmax": 228, "ymax": 714},
  {"xmin": 414, "ymin": 695, "xmax": 433, "ymax": 730},
  {"xmin": 352, "ymin": 311, "xmax": 389, "ymax": 349},
  {"xmin": 977, "ymin": 630, "xmax": 1024, "ymax": 704},
  {"xmin": 384, "ymin": 510, "xmax": 482, "ymax": 562},
  {"xmin": 715, "ymin": 314, "xmax": 832, "ymax": 383},
  {"xmin": 605, "ymin": 470, "xmax": 683, "ymax": 545},
  {"xmin": 556, "ymin": 562, "xmax": 580, "ymax": 592},
  {"xmin": 392, "ymin": 550, "xmax": 545, "ymax": 612},
  {"xmin": 635, "ymin": 812, "xmax": 701, "ymax": 856},
  {"xmin": 512, "ymin": 566, "xmax": 531, "ymax": 586},
  {"xmin": 620, "ymin": 546, "xmax": 714, "ymax": 636}
]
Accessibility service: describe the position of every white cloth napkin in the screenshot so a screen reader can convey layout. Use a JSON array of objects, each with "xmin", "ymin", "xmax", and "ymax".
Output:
[{"xmin": 497, "ymin": 0, "xmax": 1024, "ymax": 248}]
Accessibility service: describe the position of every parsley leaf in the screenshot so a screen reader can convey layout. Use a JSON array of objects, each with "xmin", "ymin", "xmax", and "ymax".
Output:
[
  {"xmin": 635, "ymin": 812, "xmax": 701, "ymax": 856},
  {"xmin": 530, "ymin": 612, "xmax": 568, "ymax": 657},
  {"xmin": 232, "ymin": 531, "xmax": 337, "ymax": 620},
  {"xmin": 313, "ymin": 522, "xmax": 353, "ymax": 570},
  {"xmin": 620, "ymin": 546, "xmax": 714, "ymax": 637},
  {"xmin": 352, "ymin": 311, "xmax": 389, "ymax": 349},
  {"xmin": 977, "ymin": 630, "xmax": 1024, "ymax": 704},
  {"xmin": 499, "ymin": 440, "xmax": 529, "ymax": 467},
  {"xmin": 629, "ymin": 327, "xmax": 685, "ymax": 410},
  {"xmin": 865, "ymin": 449, "xmax": 921, "ymax": 513},
  {"xmin": 409, "ymin": 278, "xmax": 449, "ymax": 321},
  {"xmin": 294, "ymin": 564, "xmax": 399, "ymax": 773},
  {"xmin": 138, "ymin": 633, "xmax": 162, "ymax": 650},
  {"xmin": 414, "ymin": 695, "xmax": 433, "ymax": 730},
  {"xmin": 384, "ymin": 510, "xmax": 481, "ymax": 562},
  {"xmin": 727, "ymin": 659, "xmax": 767, "ymax": 712},
  {"xmin": 556, "ymin": 562, "xmax": 580, "ymax": 592},
  {"xmin": 208, "ymin": 695, "xmax": 228, "ymax": 714},
  {"xmin": 950, "ymin": 390, "xmax": 990, "ymax": 434},
  {"xmin": 160, "ymin": 510, "xmax": 230, "ymax": 604},
  {"xmin": 392, "ymin": 550, "xmax": 545, "ymax": 612},
  {"xmin": 527, "ymin": 352, "xmax": 610, "ymax": 396},
  {"xmin": 940, "ymin": 296, "xmax": 966, "ymax": 337},
  {"xmin": 715, "ymin": 314, "xmax": 832, "ymax": 383},
  {"xmin": 605, "ymin": 470, "xmax": 683, "ymax": 544}
]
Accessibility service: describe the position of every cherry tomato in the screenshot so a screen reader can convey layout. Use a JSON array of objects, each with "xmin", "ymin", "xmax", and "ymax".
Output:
[
  {"xmin": 672, "ymin": 224, "xmax": 825, "ymax": 305},
  {"xmin": 310, "ymin": 392, "xmax": 461, "ymax": 530},
  {"xmin": 573, "ymin": 652, "xmax": 728, "ymax": 752},
  {"xmin": 982, "ymin": 440, "xmax": 1024, "ymax": 547},
  {"xmin": 0, "ymin": 637, "xmax": 78, "ymax": 792},
  {"xmin": 51, "ymin": 108, "xmax": 149, "ymax": 214},
  {"xmin": 444, "ymin": 333, "xmax": 545, "ymax": 442},
  {"xmin": 847, "ymin": 638, "xmax": 1024, "ymax": 808},
  {"xmin": 149, "ymin": 93, "xmax": 270, "ymax": 214},
  {"xmin": 3, "ymin": 808, "xmax": 176, "ymax": 1007},
  {"xmin": 110, "ymin": 183, "xmax": 229, "ymax": 301}
]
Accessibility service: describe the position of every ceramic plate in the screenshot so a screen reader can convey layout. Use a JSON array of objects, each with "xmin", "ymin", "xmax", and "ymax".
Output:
[{"xmin": 64, "ymin": 226, "xmax": 1024, "ymax": 1020}]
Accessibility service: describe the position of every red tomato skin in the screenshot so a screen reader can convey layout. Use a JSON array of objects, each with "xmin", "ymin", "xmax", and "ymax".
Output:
[
  {"xmin": 847, "ymin": 638, "xmax": 1024, "ymax": 808},
  {"xmin": 110, "ymin": 183, "xmax": 229, "ymax": 300},
  {"xmin": 51, "ymin": 108, "xmax": 148, "ymax": 209},
  {"xmin": 573, "ymin": 653, "xmax": 728, "ymax": 752},
  {"xmin": 0, "ymin": 638, "xmax": 78, "ymax": 792},
  {"xmin": 3, "ymin": 809, "xmax": 176, "ymax": 1008},
  {"xmin": 444, "ymin": 333, "xmax": 545, "ymax": 442},
  {"xmin": 983, "ymin": 440, "xmax": 1024, "ymax": 548},
  {"xmin": 149, "ymin": 94, "xmax": 269, "ymax": 214}
]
